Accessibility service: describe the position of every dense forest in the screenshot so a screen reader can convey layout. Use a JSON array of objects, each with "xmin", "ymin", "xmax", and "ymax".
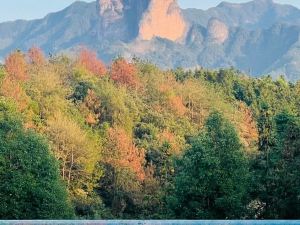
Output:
[{"xmin": 0, "ymin": 47, "xmax": 299, "ymax": 219}]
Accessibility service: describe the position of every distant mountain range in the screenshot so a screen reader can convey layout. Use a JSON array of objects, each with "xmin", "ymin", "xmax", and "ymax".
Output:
[{"xmin": 1, "ymin": 0, "xmax": 300, "ymax": 81}]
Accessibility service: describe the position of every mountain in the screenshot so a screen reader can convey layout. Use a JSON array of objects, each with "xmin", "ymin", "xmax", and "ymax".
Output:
[
  {"xmin": 183, "ymin": 0, "xmax": 300, "ymax": 29},
  {"xmin": 1, "ymin": 0, "xmax": 300, "ymax": 81}
]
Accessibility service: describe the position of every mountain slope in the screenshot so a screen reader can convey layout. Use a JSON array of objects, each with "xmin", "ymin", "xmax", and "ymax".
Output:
[
  {"xmin": 183, "ymin": 0, "xmax": 300, "ymax": 29},
  {"xmin": 1, "ymin": 0, "xmax": 300, "ymax": 81},
  {"xmin": 0, "ymin": 1, "xmax": 99, "ymax": 57}
]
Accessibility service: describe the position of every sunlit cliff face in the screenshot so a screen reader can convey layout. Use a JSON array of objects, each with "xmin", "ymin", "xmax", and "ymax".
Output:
[
  {"xmin": 138, "ymin": 0, "xmax": 187, "ymax": 41},
  {"xmin": 97, "ymin": 0, "xmax": 187, "ymax": 42}
]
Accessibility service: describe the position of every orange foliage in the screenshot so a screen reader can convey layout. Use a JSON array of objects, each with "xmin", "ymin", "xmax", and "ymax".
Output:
[
  {"xmin": 110, "ymin": 58, "xmax": 139, "ymax": 88},
  {"xmin": 158, "ymin": 74, "xmax": 177, "ymax": 93},
  {"xmin": 28, "ymin": 46, "xmax": 46, "ymax": 65},
  {"xmin": 86, "ymin": 113, "xmax": 97, "ymax": 125},
  {"xmin": 159, "ymin": 130, "xmax": 182, "ymax": 155},
  {"xmin": 5, "ymin": 51, "xmax": 28, "ymax": 81},
  {"xmin": 237, "ymin": 102, "xmax": 259, "ymax": 149},
  {"xmin": 82, "ymin": 89, "xmax": 101, "ymax": 125},
  {"xmin": 169, "ymin": 95, "xmax": 186, "ymax": 116},
  {"xmin": 159, "ymin": 83, "xmax": 172, "ymax": 93},
  {"xmin": 78, "ymin": 48, "xmax": 107, "ymax": 77},
  {"xmin": 106, "ymin": 127, "xmax": 145, "ymax": 181},
  {"xmin": 1, "ymin": 77, "xmax": 28, "ymax": 110},
  {"xmin": 84, "ymin": 89, "xmax": 101, "ymax": 111},
  {"xmin": 24, "ymin": 122, "xmax": 36, "ymax": 130}
]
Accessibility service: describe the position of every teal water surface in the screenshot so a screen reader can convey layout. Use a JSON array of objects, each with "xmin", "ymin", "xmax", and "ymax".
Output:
[{"xmin": 0, "ymin": 221, "xmax": 300, "ymax": 225}]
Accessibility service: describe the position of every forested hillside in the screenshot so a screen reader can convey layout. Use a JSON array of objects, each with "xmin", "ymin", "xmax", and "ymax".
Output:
[{"xmin": 0, "ymin": 47, "xmax": 299, "ymax": 219}]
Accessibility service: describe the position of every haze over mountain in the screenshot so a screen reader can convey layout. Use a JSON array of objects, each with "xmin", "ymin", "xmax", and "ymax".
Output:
[{"xmin": 1, "ymin": 0, "xmax": 300, "ymax": 80}]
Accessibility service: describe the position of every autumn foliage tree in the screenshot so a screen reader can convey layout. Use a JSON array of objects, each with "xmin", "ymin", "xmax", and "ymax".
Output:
[
  {"xmin": 101, "ymin": 127, "xmax": 145, "ymax": 216},
  {"xmin": 0, "ymin": 77, "xmax": 29, "ymax": 111},
  {"xmin": 110, "ymin": 58, "xmax": 139, "ymax": 88},
  {"xmin": 2, "ymin": 46, "xmax": 300, "ymax": 220},
  {"xmin": 105, "ymin": 127, "xmax": 145, "ymax": 181},
  {"xmin": 78, "ymin": 48, "xmax": 106, "ymax": 77},
  {"xmin": 83, "ymin": 89, "xmax": 101, "ymax": 126},
  {"xmin": 5, "ymin": 51, "xmax": 28, "ymax": 81},
  {"xmin": 28, "ymin": 46, "xmax": 46, "ymax": 65},
  {"xmin": 168, "ymin": 95, "xmax": 186, "ymax": 116}
]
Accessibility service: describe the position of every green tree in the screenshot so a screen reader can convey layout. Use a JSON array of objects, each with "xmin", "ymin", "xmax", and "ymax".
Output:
[
  {"xmin": 168, "ymin": 111, "xmax": 250, "ymax": 219},
  {"xmin": 254, "ymin": 111, "xmax": 300, "ymax": 219},
  {"xmin": 0, "ymin": 101, "xmax": 74, "ymax": 219}
]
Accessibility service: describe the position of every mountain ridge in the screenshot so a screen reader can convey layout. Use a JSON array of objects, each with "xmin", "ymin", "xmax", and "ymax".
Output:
[{"xmin": 1, "ymin": 0, "xmax": 300, "ymax": 80}]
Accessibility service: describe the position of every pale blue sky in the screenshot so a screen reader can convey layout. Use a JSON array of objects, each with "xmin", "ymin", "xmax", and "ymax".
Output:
[{"xmin": 0, "ymin": 0, "xmax": 299, "ymax": 22}]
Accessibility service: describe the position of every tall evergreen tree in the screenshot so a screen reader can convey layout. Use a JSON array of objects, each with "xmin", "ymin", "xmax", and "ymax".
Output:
[
  {"xmin": 0, "ymin": 102, "xmax": 74, "ymax": 219},
  {"xmin": 254, "ymin": 111, "xmax": 300, "ymax": 219},
  {"xmin": 168, "ymin": 111, "xmax": 250, "ymax": 219}
]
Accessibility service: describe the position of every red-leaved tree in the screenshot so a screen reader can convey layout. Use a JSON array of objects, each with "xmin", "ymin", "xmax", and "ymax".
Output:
[
  {"xmin": 5, "ymin": 51, "xmax": 28, "ymax": 81},
  {"xmin": 78, "ymin": 47, "xmax": 107, "ymax": 77},
  {"xmin": 106, "ymin": 127, "xmax": 145, "ymax": 181},
  {"xmin": 110, "ymin": 58, "xmax": 139, "ymax": 88},
  {"xmin": 28, "ymin": 46, "xmax": 46, "ymax": 65}
]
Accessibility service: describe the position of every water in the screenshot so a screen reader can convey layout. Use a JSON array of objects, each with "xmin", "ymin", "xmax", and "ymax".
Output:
[{"xmin": 0, "ymin": 221, "xmax": 300, "ymax": 225}]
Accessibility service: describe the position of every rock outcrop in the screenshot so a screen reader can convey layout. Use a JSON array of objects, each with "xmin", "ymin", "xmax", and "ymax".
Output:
[
  {"xmin": 97, "ymin": 0, "xmax": 149, "ymax": 41},
  {"xmin": 96, "ymin": 0, "xmax": 187, "ymax": 42},
  {"xmin": 207, "ymin": 18, "xmax": 229, "ymax": 44},
  {"xmin": 138, "ymin": 0, "xmax": 187, "ymax": 41},
  {"xmin": 98, "ymin": 0, "xmax": 124, "ymax": 25}
]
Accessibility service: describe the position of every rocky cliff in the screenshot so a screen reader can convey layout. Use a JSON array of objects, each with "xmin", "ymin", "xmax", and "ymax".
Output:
[
  {"xmin": 207, "ymin": 18, "xmax": 229, "ymax": 44},
  {"xmin": 96, "ymin": 0, "xmax": 149, "ymax": 41},
  {"xmin": 138, "ymin": 0, "xmax": 187, "ymax": 41},
  {"xmin": 96, "ymin": 0, "xmax": 187, "ymax": 42}
]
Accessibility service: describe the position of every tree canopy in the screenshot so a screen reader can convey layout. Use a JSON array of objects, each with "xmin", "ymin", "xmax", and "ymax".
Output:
[
  {"xmin": 168, "ymin": 112, "xmax": 250, "ymax": 219},
  {"xmin": 0, "ymin": 101, "xmax": 74, "ymax": 219},
  {"xmin": 0, "ymin": 48, "xmax": 299, "ymax": 219}
]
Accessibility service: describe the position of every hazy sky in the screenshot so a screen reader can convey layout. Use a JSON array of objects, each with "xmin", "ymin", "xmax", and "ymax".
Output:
[{"xmin": 0, "ymin": 0, "xmax": 299, "ymax": 22}]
